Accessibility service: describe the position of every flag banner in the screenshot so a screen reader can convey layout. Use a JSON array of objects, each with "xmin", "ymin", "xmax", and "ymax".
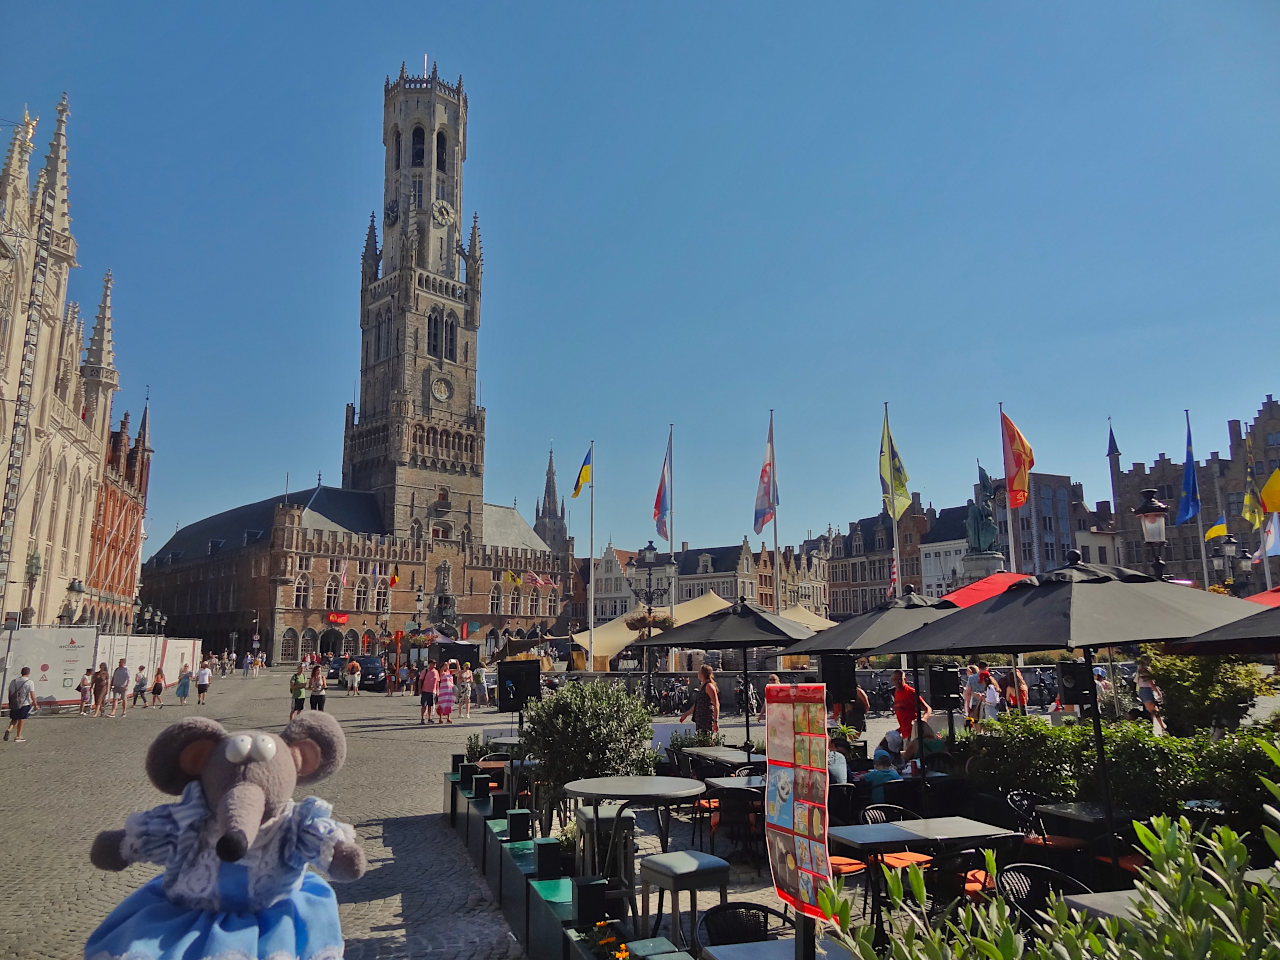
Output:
[
  {"xmin": 460, "ymin": 622, "xmax": 468, "ymax": 640},
  {"xmin": 754, "ymin": 413, "xmax": 780, "ymax": 534},
  {"xmin": 572, "ymin": 446, "xmax": 592, "ymax": 499},
  {"xmin": 764, "ymin": 682, "xmax": 832, "ymax": 920},
  {"xmin": 502, "ymin": 570, "xmax": 520, "ymax": 587},
  {"xmin": 1252, "ymin": 514, "xmax": 1280, "ymax": 562},
  {"xmin": 654, "ymin": 431, "xmax": 672, "ymax": 541},
  {"xmin": 389, "ymin": 564, "xmax": 400, "ymax": 587},
  {"xmin": 340, "ymin": 559, "xmax": 348, "ymax": 587},
  {"xmin": 1000, "ymin": 412, "xmax": 1034, "ymax": 509},
  {"xmin": 886, "ymin": 556, "xmax": 898, "ymax": 598},
  {"xmin": 1176, "ymin": 414, "xmax": 1201, "ymax": 525},
  {"xmin": 1262, "ymin": 469, "xmax": 1280, "ymax": 514},
  {"xmin": 523, "ymin": 571, "xmax": 544, "ymax": 587},
  {"xmin": 1204, "ymin": 515, "xmax": 1228, "ymax": 540},
  {"xmin": 1243, "ymin": 434, "xmax": 1266, "ymax": 531},
  {"xmin": 879, "ymin": 410, "xmax": 911, "ymax": 520}
]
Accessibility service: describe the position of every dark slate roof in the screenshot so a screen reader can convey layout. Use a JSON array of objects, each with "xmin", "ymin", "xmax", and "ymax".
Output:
[
  {"xmin": 648, "ymin": 544, "xmax": 746, "ymax": 577},
  {"xmin": 851, "ymin": 512, "xmax": 894, "ymax": 550},
  {"xmin": 147, "ymin": 486, "xmax": 386, "ymax": 565},
  {"xmin": 483, "ymin": 503, "xmax": 552, "ymax": 553},
  {"xmin": 922, "ymin": 505, "xmax": 969, "ymax": 544}
]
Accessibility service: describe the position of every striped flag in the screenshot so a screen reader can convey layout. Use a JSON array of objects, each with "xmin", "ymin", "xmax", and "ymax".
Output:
[
  {"xmin": 886, "ymin": 556, "xmax": 898, "ymax": 598},
  {"xmin": 340, "ymin": 559, "xmax": 348, "ymax": 587},
  {"xmin": 654, "ymin": 429, "xmax": 672, "ymax": 541},
  {"xmin": 753, "ymin": 412, "xmax": 780, "ymax": 535}
]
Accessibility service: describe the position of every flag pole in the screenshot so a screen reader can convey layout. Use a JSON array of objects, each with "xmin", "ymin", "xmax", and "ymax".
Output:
[
  {"xmin": 1187, "ymin": 412, "xmax": 1211, "ymax": 590},
  {"xmin": 885, "ymin": 402, "xmax": 906, "ymax": 671},
  {"xmin": 1000, "ymin": 403, "xmax": 1017, "ymax": 574},
  {"xmin": 588, "ymin": 440, "xmax": 595, "ymax": 670},
  {"xmin": 771, "ymin": 410, "xmax": 781, "ymax": 614},
  {"xmin": 669, "ymin": 424, "xmax": 677, "ymax": 620}
]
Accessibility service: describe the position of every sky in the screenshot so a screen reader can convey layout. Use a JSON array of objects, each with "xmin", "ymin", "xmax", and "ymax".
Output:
[{"xmin": 2, "ymin": 2, "xmax": 1278, "ymax": 559}]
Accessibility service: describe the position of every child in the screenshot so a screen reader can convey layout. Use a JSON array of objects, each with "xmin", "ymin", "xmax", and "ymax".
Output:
[
  {"xmin": 78, "ymin": 668, "xmax": 94, "ymax": 716},
  {"xmin": 982, "ymin": 674, "xmax": 1001, "ymax": 726},
  {"xmin": 862, "ymin": 749, "xmax": 903, "ymax": 803}
]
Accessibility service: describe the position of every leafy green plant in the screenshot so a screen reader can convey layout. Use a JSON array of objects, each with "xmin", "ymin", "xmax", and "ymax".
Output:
[
  {"xmin": 668, "ymin": 729, "xmax": 724, "ymax": 750},
  {"xmin": 522, "ymin": 680, "xmax": 654, "ymax": 812},
  {"xmin": 557, "ymin": 818, "xmax": 578, "ymax": 854},
  {"xmin": 464, "ymin": 732, "xmax": 486, "ymax": 762},
  {"xmin": 1143, "ymin": 647, "xmax": 1274, "ymax": 736}
]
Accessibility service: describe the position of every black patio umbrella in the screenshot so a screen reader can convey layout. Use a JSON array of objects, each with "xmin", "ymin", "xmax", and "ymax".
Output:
[
  {"xmin": 1167, "ymin": 603, "xmax": 1280, "ymax": 655},
  {"xmin": 868, "ymin": 553, "xmax": 1260, "ymax": 836},
  {"xmin": 633, "ymin": 598, "xmax": 815, "ymax": 748},
  {"xmin": 784, "ymin": 588, "xmax": 960, "ymax": 656}
]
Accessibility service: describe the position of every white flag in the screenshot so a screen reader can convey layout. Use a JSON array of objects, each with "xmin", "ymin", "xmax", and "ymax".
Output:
[{"xmin": 1252, "ymin": 513, "xmax": 1280, "ymax": 563}]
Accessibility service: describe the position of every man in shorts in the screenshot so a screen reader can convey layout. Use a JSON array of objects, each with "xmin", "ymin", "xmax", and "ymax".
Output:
[
  {"xmin": 289, "ymin": 663, "xmax": 308, "ymax": 720},
  {"xmin": 4, "ymin": 666, "xmax": 38, "ymax": 742},
  {"xmin": 418, "ymin": 659, "xmax": 439, "ymax": 724},
  {"xmin": 107, "ymin": 658, "xmax": 131, "ymax": 717}
]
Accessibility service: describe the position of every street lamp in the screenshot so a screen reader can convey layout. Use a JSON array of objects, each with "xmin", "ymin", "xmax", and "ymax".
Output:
[
  {"xmin": 1134, "ymin": 489, "xmax": 1169, "ymax": 580},
  {"xmin": 627, "ymin": 541, "xmax": 679, "ymax": 695},
  {"xmin": 1212, "ymin": 535, "xmax": 1240, "ymax": 589},
  {"xmin": 21, "ymin": 549, "xmax": 41, "ymax": 625}
]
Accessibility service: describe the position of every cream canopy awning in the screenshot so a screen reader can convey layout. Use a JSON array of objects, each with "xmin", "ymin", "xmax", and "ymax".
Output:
[
  {"xmin": 571, "ymin": 591, "xmax": 731, "ymax": 661},
  {"xmin": 779, "ymin": 605, "xmax": 836, "ymax": 631}
]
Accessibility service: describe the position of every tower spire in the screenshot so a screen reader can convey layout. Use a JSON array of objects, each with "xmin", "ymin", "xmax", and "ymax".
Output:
[
  {"xmin": 362, "ymin": 211, "xmax": 379, "ymax": 282},
  {"xmin": 85, "ymin": 270, "xmax": 117, "ymax": 372},
  {"xmin": 0, "ymin": 107, "xmax": 36, "ymax": 209},
  {"xmin": 542, "ymin": 446, "xmax": 559, "ymax": 513},
  {"xmin": 41, "ymin": 93, "xmax": 70, "ymax": 234}
]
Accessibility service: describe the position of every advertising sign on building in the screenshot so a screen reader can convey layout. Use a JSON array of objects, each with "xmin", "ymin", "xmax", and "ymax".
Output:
[
  {"xmin": 764, "ymin": 682, "xmax": 832, "ymax": 919},
  {"xmin": 327, "ymin": 613, "xmax": 349, "ymax": 625}
]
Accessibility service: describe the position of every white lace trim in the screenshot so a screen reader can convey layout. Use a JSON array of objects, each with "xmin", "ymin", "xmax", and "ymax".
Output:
[{"xmin": 88, "ymin": 947, "xmax": 344, "ymax": 960}]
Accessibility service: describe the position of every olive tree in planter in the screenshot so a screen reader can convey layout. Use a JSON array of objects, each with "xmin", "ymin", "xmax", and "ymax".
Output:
[{"xmin": 522, "ymin": 679, "xmax": 654, "ymax": 832}]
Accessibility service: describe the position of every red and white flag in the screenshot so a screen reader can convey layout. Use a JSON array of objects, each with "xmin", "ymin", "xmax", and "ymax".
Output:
[
  {"xmin": 340, "ymin": 559, "xmax": 348, "ymax": 587},
  {"xmin": 886, "ymin": 557, "xmax": 898, "ymax": 598}
]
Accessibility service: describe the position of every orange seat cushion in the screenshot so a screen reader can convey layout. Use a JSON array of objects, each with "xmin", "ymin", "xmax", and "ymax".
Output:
[
  {"xmin": 829, "ymin": 856, "xmax": 867, "ymax": 875},
  {"xmin": 882, "ymin": 852, "xmax": 933, "ymax": 869},
  {"xmin": 695, "ymin": 798, "xmax": 720, "ymax": 811},
  {"xmin": 1097, "ymin": 853, "xmax": 1146, "ymax": 874}
]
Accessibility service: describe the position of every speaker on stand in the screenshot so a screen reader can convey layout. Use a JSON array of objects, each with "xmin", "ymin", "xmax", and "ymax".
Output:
[
  {"xmin": 1057, "ymin": 662, "xmax": 1095, "ymax": 712},
  {"xmin": 928, "ymin": 665, "xmax": 962, "ymax": 744},
  {"xmin": 497, "ymin": 660, "xmax": 542, "ymax": 731}
]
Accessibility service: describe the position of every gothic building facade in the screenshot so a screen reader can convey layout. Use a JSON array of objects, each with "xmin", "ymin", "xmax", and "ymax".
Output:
[
  {"xmin": 0, "ymin": 96, "xmax": 150, "ymax": 629},
  {"xmin": 140, "ymin": 62, "xmax": 573, "ymax": 661}
]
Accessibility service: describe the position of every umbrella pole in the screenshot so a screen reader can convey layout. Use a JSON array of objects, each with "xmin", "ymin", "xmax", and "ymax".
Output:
[
  {"xmin": 912, "ymin": 653, "xmax": 927, "ymax": 815},
  {"xmin": 742, "ymin": 647, "xmax": 752, "ymax": 751},
  {"xmin": 1082, "ymin": 647, "xmax": 1117, "ymax": 869}
]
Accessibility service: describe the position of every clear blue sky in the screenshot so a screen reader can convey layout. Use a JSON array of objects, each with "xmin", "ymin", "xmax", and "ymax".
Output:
[{"xmin": 3, "ymin": 2, "xmax": 1277, "ymax": 559}]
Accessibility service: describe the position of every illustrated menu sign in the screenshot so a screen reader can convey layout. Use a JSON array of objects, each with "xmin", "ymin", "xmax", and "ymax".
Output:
[{"xmin": 764, "ymin": 682, "xmax": 832, "ymax": 918}]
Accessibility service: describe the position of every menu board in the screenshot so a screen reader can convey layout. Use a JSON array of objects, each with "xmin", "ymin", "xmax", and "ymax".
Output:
[{"xmin": 763, "ymin": 682, "xmax": 832, "ymax": 919}]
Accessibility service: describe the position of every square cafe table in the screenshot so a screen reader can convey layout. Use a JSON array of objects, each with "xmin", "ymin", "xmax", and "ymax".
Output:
[
  {"xmin": 1064, "ymin": 888, "xmax": 1141, "ymax": 921},
  {"xmin": 828, "ymin": 817, "xmax": 1017, "ymax": 949},
  {"xmin": 704, "ymin": 776, "xmax": 766, "ymax": 792},
  {"xmin": 681, "ymin": 746, "xmax": 766, "ymax": 769}
]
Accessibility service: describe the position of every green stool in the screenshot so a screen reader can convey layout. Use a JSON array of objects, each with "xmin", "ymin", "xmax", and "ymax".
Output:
[{"xmin": 638, "ymin": 851, "xmax": 730, "ymax": 948}]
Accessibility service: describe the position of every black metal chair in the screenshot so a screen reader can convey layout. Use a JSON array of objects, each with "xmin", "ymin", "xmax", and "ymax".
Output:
[
  {"xmin": 693, "ymin": 902, "xmax": 793, "ymax": 953},
  {"xmin": 995, "ymin": 862, "xmax": 1093, "ymax": 933},
  {"xmin": 859, "ymin": 803, "xmax": 922, "ymax": 825},
  {"xmin": 1006, "ymin": 791, "xmax": 1088, "ymax": 862},
  {"xmin": 1083, "ymin": 828, "xmax": 1147, "ymax": 891}
]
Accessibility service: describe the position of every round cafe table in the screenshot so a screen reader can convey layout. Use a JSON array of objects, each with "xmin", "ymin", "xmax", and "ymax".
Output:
[{"xmin": 565, "ymin": 776, "xmax": 705, "ymax": 872}]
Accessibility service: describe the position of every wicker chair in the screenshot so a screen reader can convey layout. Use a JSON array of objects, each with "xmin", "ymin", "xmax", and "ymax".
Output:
[
  {"xmin": 1006, "ymin": 791, "xmax": 1089, "ymax": 860},
  {"xmin": 693, "ymin": 902, "xmax": 793, "ymax": 953},
  {"xmin": 995, "ymin": 862, "xmax": 1092, "ymax": 934}
]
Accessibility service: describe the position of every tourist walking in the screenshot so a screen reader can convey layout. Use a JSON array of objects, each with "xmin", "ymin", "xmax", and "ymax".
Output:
[
  {"xmin": 174, "ymin": 664, "xmax": 191, "ymax": 705},
  {"xmin": 680, "ymin": 664, "xmax": 720, "ymax": 735},
  {"xmin": 346, "ymin": 658, "xmax": 361, "ymax": 696},
  {"xmin": 242, "ymin": 652, "xmax": 252, "ymax": 678},
  {"xmin": 219, "ymin": 654, "xmax": 229, "ymax": 678},
  {"xmin": 458, "ymin": 663, "xmax": 474, "ymax": 719},
  {"xmin": 437, "ymin": 661, "xmax": 456, "ymax": 723},
  {"xmin": 474, "ymin": 663, "xmax": 488, "ymax": 707},
  {"xmin": 77, "ymin": 668, "xmax": 95, "ymax": 715},
  {"xmin": 1135, "ymin": 659, "xmax": 1166, "ymax": 733},
  {"xmin": 194, "ymin": 661, "xmax": 212, "ymax": 706},
  {"xmin": 891, "ymin": 669, "xmax": 931, "ymax": 738},
  {"xmin": 397, "ymin": 662, "xmax": 409, "ymax": 696},
  {"xmin": 149, "ymin": 667, "xmax": 166, "ymax": 709},
  {"xmin": 107, "ymin": 659, "xmax": 131, "ymax": 718},
  {"xmin": 307, "ymin": 664, "xmax": 327, "ymax": 711},
  {"xmin": 1001, "ymin": 666, "xmax": 1029, "ymax": 715},
  {"xmin": 91, "ymin": 663, "xmax": 110, "ymax": 718},
  {"xmin": 4, "ymin": 666, "xmax": 37, "ymax": 742},
  {"xmin": 417, "ymin": 660, "xmax": 439, "ymax": 724},
  {"xmin": 289, "ymin": 664, "xmax": 308, "ymax": 719},
  {"xmin": 131, "ymin": 665, "xmax": 150, "ymax": 708}
]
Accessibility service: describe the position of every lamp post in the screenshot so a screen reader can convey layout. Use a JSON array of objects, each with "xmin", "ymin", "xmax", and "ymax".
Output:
[
  {"xmin": 627, "ymin": 541, "xmax": 678, "ymax": 699},
  {"xmin": 1211, "ymin": 534, "xmax": 1239, "ymax": 590},
  {"xmin": 1134, "ymin": 489, "xmax": 1169, "ymax": 580},
  {"xmin": 132, "ymin": 596, "xmax": 142, "ymax": 633},
  {"xmin": 21, "ymin": 549, "xmax": 41, "ymax": 625}
]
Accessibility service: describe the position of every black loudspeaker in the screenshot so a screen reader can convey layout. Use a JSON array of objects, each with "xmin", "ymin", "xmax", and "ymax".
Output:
[
  {"xmin": 497, "ymin": 660, "xmax": 541, "ymax": 712},
  {"xmin": 821, "ymin": 656, "xmax": 860, "ymax": 703},
  {"xmin": 928, "ymin": 665, "xmax": 962, "ymax": 706},
  {"xmin": 1057, "ymin": 662, "xmax": 1095, "ymax": 706}
]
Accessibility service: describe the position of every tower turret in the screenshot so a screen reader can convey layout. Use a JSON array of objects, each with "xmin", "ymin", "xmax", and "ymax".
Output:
[
  {"xmin": 82, "ymin": 270, "xmax": 119, "ymax": 437},
  {"xmin": 0, "ymin": 108, "xmax": 36, "ymax": 218},
  {"xmin": 361, "ymin": 211, "xmax": 379, "ymax": 285},
  {"xmin": 41, "ymin": 94, "xmax": 71, "ymax": 236},
  {"xmin": 1107, "ymin": 422, "xmax": 1124, "ymax": 567}
]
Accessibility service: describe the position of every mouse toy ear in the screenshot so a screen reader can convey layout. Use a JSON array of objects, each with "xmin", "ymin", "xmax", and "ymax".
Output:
[
  {"xmin": 146, "ymin": 717, "xmax": 227, "ymax": 794},
  {"xmin": 281, "ymin": 712, "xmax": 347, "ymax": 783}
]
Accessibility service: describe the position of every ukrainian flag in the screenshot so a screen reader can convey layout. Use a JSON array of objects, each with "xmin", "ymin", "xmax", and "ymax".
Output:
[
  {"xmin": 572, "ymin": 445, "xmax": 592, "ymax": 499},
  {"xmin": 1204, "ymin": 515, "xmax": 1228, "ymax": 540}
]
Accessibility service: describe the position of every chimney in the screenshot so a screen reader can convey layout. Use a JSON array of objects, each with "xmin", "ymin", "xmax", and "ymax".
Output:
[{"xmin": 681, "ymin": 541, "xmax": 689, "ymax": 553}]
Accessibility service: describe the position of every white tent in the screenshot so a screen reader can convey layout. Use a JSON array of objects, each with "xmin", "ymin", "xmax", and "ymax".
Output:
[
  {"xmin": 779, "ymin": 605, "xmax": 837, "ymax": 631},
  {"xmin": 571, "ymin": 591, "xmax": 731, "ymax": 661}
]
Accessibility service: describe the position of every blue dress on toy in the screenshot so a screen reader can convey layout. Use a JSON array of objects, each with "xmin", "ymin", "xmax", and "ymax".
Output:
[{"xmin": 86, "ymin": 781, "xmax": 352, "ymax": 960}]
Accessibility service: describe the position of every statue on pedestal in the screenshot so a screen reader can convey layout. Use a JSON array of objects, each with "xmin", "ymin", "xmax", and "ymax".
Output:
[{"xmin": 966, "ymin": 464, "xmax": 999, "ymax": 554}]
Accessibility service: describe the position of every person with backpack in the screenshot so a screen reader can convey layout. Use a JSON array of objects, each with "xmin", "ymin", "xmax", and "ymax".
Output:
[{"xmin": 4, "ymin": 666, "xmax": 38, "ymax": 742}]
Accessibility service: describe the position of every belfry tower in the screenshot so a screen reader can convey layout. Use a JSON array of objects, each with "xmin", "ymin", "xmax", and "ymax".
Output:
[
  {"xmin": 533, "ymin": 447, "xmax": 569, "ymax": 553},
  {"xmin": 342, "ymin": 60, "xmax": 486, "ymax": 545}
]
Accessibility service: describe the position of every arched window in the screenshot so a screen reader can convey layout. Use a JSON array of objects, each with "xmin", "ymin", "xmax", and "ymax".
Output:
[
  {"xmin": 411, "ymin": 126, "xmax": 425, "ymax": 167},
  {"xmin": 548, "ymin": 588, "xmax": 558, "ymax": 613},
  {"xmin": 392, "ymin": 129, "xmax": 401, "ymax": 170},
  {"xmin": 294, "ymin": 576, "xmax": 310, "ymax": 609},
  {"xmin": 436, "ymin": 130, "xmax": 448, "ymax": 171},
  {"xmin": 426, "ymin": 426, "xmax": 438, "ymax": 449},
  {"xmin": 375, "ymin": 579, "xmax": 389, "ymax": 613},
  {"xmin": 509, "ymin": 587, "xmax": 521, "ymax": 616},
  {"xmin": 529, "ymin": 589, "xmax": 541, "ymax": 617},
  {"xmin": 326, "ymin": 577, "xmax": 341, "ymax": 609},
  {"xmin": 490, "ymin": 585, "xmax": 502, "ymax": 614},
  {"xmin": 464, "ymin": 435, "xmax": 475, "ymax": 455},
  {"xmin": 281, "ymin": 629, "xmax": 299, "ymax": 661},
  {"xmin": 445, "ymin": 318, "xmax": 458, "ymax": 362},
  {"xmin": 63, "ymin": 469, "xmax": 78, "ymax": 551},
  {"xmin": 427, "ymin": 312, "xmax": 442, "ymax": 356},
  {"xmin": 410, "ymin": 519, "xmax": 424, "ymax": 543},
  {"xmin": 354, "ymin": 579, "xmax": 369, "ymax": 612},
  {"xmin": 412, "ymin": 424, "xmax": 425, "ymax": 449}
]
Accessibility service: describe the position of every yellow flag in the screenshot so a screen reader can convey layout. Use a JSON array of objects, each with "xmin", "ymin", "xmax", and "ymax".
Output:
[
  {"xmin": 879, "ymin": 409, "xmax": 912, "ymax": 520},
  {"xmin": 502, "ymin": 570, "xmax": 520, "ymax": 587},
  {"xmin": 1261, "ymin": 469, "xmax": 1280, "ymax": 514}
]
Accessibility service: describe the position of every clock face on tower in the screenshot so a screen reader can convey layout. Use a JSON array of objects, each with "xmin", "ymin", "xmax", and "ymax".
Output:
[
  {"xmin": 432, "ymin": 200, "xmax": 455, "ymax": 226},
  {"xmin": 431, "ymin": 377, "xmax": 452, "ymax": 402}
]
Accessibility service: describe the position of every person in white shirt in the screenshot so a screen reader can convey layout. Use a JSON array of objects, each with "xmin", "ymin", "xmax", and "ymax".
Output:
[
  {"xmin": 4, "ymin": 666, "xmax": 37, "ymax": 742},
  {"xmin": 194, "ymin": 662, "xmax": 213, "ymax": 706}
]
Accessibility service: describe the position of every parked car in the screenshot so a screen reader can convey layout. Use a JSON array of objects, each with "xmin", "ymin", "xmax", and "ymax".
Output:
[
  {"xmin": 353, "ymin": 656, "xmax": 388, "ymax": 692},
  {"xmin": 327, "ymin": 656, "xmax": 351, "ymax": 683}
]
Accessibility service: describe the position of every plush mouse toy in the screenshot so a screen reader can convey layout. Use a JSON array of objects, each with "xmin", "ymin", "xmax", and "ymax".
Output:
[{"xmin": 86, "ymin": 712, "xmax": 367, "ymax": 960}]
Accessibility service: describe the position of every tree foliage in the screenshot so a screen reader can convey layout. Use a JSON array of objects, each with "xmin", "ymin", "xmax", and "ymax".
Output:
[{"xmin": 1142, "ymin": 647, "xmax": 1273, "ymax": 735}]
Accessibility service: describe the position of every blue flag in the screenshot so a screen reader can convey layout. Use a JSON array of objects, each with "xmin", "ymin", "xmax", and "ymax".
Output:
[{"xmin": 1176, "ymin": 411, "xmax": 1200, "ymax": 525}]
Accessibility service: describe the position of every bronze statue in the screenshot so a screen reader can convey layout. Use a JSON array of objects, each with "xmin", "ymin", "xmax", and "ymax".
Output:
[{"xmin": 966, "ymin": 464, "xmax": 999, "ymax": 553}]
